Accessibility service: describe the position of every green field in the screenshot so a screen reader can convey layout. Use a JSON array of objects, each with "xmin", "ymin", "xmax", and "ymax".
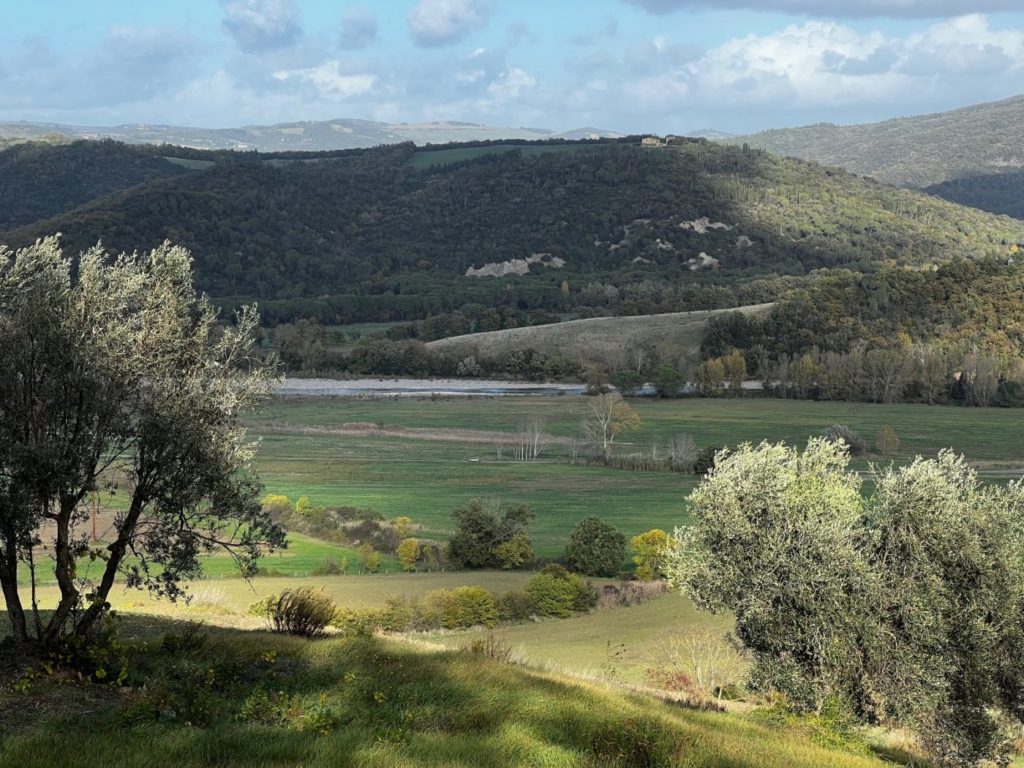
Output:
[{"xmin": 246, "ymin": 395, "xmax": 1024, "ymax": 557}]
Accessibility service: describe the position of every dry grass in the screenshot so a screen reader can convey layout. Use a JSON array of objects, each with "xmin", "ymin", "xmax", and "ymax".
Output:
[{"xmin": 427, "ymin": 304, "xmax": 773, "ymax": 369}]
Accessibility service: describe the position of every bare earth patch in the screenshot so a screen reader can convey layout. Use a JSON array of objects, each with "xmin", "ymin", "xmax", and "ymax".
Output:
[{"xmin": 257, "ymin": 422, "xmax": 575, "ymax": 446}]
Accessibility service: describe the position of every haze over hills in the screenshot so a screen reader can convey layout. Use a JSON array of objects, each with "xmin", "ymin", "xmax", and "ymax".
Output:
[
  {"xmin": 0, "ymin": 117, "xmax": 624, "ymax": 153},
  {"xmin": 730, "ymin": 94, "xmax": 1024, "ymax": 218}
]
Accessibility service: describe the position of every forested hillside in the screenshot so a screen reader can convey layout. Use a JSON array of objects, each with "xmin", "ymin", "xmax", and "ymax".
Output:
[
  {"xmin": 731, "ymin": 94, "xmax": 1024, "ymax": 218},
  {"xmin": 0, "ymin": 140, "xmax": 193, "ymax": 229},
  {"xmin": 925, "ymin": 171, "xmax": 1024, "ymax": 219},
  {"xmin": 3, "ymin": 136, "xmax": 1022, "ymax": 327},
  {"xmin": 732, "ymin": 94, "xmax": 1024, "ymax": 189}
]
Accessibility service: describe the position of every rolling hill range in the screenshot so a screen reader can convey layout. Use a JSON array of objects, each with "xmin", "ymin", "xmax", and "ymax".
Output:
[
  {"xmin": 2, "ymin": 136, "xmax": 1022, "ymax": 330},
  {"xmin": 0, "ymin": 117, "xmax": 622, "ymax": 152},
  {"xmin": 731, "ymin": 94, "xmax": 1024, "ymax": 218}
]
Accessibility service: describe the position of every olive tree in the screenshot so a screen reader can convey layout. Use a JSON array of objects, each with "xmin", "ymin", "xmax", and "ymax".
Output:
[
  {"xmin": 0, "ymin": 238, "xmax": 285, "ymax": 646},
  {"xmin": 670, "ymin": 439, "xmax": 1024, "ymax": 767},
  {"xmin": 670, "ymin": 440, "xmax": 874, "ymax": 710}
]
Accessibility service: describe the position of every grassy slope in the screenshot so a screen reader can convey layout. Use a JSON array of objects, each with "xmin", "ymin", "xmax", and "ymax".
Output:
[
  {"xmin": 25, "ymin": 571, "xmax": 543, "ymax": 617},
  {"xmin": 730, "ymin": 94, "xmax": 1024, "ymax": 188},
  {"xmin": 427, "ymin": 305, "xmax": 772, "ymax": 369},
  {"xmin": 21, "ymin": 571, "xmax": 712, "ymax": 683},
  {"xmin": 0, "ymin": 619, "xmax": 900, "ymax": 768},
  {"xmin": 426, "ymin": 592, "xmax": 735, "ymax": 683},
  {"xmin": 243, "ymin": 395, "xmax": 1024, "ymax": 556}
]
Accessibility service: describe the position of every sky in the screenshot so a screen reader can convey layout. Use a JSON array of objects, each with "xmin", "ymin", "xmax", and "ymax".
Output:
[{"xmin": 3, "ymin": 1, "xmax": 1024, "ymax": 134}]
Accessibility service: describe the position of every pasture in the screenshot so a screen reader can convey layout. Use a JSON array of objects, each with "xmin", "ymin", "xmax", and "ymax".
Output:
[{"xmin": 245, "ymin": 394, "xmax": 1024, "ymax": 556}]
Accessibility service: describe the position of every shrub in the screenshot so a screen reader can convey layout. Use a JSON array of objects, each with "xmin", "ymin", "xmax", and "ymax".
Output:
[
  {"xmin": 875, "ymin": 425, "xmax": 900, "ymax": 457},
  {"xmin": 630, "ymin": 529, "xmax": 670, "ymax": 581},
  {"xmin": 125, "ymin": 661, "xmax": 217, "ymax": 727},
  {"xmin": 524, "ymin": 573, "xmax": 577, "ymax": 618},
  {"xmin": 446, "ymin": 499, "xmax": 534, "ymax": 569},
  {"xmin": 267, "ymin": 587, "xmax": 337, "ymax": 637},
  {"xmin": 332, "ymin": 607, "xmax": 387, "ymax": 637},
  {"xmin": 652, "ymin": 364, "xmax": 684, "ymax": 398},
  {"xmin": 397, "ymin": 538, "xmax": 419, "ymax": 572},
  {"xmin": 597, "ymin": 580, "xmax": 667, "ymax": 610},
  {"xmin": 494, "ymin": 533, "xmax": 535, "ymax": 570},
  {"xmin": 571, "ymin": 578, "xmax": 600, "ymax": 612},
  {"xmin": 447, "ymin": 587, "xmax": 499, "ymax": 628},
  {"xmin": 261, "ymin": 493, "xmax": 293, "ymax": 518},
  {"xmin": 609, "ymin": 368, "xmax": 643, "ymax": 397},
  {"xmin": 239, "ymin": 689, "xmax": 340, "ymax": 734},
  {"xmin": 460, "ymin": 633, "xmax": 521, "ymax": 663},
  {"xmin": 669, "ymin": 433, "xmax": 697, "ymax": 473},
  {"xmin": 821, "ymin": 424, "xmax": 867, "ymax": 456},
  {"xmin": 566, "ymin": 517, "xmax": 626, "ymax": 577},
  {"xmin": 694, "ymin": 446, "xmax": 720, "ymax": 476},
  {"xmin": 525, "ymin": 565, "xmax": 598, "ymax": 617},
  {"xmin": 358, "ymin": 543, "xmax": 381, "ymax": 573},
  {"xmin": 497, "ymin": 590, "xmax": 535, "ymax": 621},
  {"xmin": 415, "ymin": 540, "xmax": 447, "ymax": 571}
]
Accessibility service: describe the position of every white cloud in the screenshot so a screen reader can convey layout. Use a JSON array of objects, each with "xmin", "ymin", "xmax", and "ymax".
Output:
[
  {"xmin": 486, "ymin": 66, "xmax": 537, "ymax": 102},
  {"xmin": 271, "ymin": 62, "xmax": 376, "ymax": 98},
  {"xmin": 221, "ymin": 0, "xmax": 302, "ymax": 52},
  {"xmin": 575, "ymin": 13, "xmax": 1024, "ymax": 123},
  {"xmin": 623, "ymin": 0, "xmax": 1024, "ymax": 19},
  {"xmin": 407, "ymin": 0, "xmax": 495, "ymax": 48}
]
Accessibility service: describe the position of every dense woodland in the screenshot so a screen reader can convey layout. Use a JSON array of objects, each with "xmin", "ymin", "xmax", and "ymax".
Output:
[
  {"xmin": 3, "ymin": 136, "xmax": 1024, "ymax": 401},
  {"xmin": 3, "ymin": 137, "xmax": 1022, "ymax": 324}
]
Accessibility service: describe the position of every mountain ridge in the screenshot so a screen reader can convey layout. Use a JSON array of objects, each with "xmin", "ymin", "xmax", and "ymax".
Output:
[
  {"xmin": 726, "ymin": 94, "xmax": 1024, "ymax": 218},
  {"xmin": 0, "ymin": 117, "xmax": 624, "ymax": 153}
]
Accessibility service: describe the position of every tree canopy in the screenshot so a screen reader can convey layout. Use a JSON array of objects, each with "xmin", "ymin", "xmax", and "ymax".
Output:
[
  {"xmin": 672, "ymin": 439, "xmax": 1024, "ymax": 767},
  {"xmin": 0, "ymin": 237, "xmax": 285, "ymax": 645}
]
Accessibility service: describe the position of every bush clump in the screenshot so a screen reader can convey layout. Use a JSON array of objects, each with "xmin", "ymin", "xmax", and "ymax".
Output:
[
  {"xmin": 263, "ymin": 587, "xmax": 337, "ymax": 637},
  {"xmin": 525, "ymin": 565, "xmax": 598, "ymax": 618},
  {"xmin": 428, "ymin": 586, "xmax": 499, "ymax": 629},
  {"xmin": 566, "ymin": 517, "xmax": 626, "ymax": 577},
  {"xmin": 821, "ymin": 424, "xmax": 867, "ymax": 456}
]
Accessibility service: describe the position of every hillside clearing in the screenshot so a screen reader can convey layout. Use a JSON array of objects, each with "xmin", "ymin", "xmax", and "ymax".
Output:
[{"xmin": 427, "ymin": 305, "xmax": 773, "ymax": 370}]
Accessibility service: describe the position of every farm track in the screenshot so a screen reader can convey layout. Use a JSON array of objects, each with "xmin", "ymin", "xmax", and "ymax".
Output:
[{"xmin": 251, "ymin": 421, "xmax": 576, "ymax": 447}]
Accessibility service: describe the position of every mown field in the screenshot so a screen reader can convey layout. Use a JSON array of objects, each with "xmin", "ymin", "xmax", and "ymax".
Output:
[{"xmin": 246, "ymin": 395, "xmax": 1024, "ymax": 557}]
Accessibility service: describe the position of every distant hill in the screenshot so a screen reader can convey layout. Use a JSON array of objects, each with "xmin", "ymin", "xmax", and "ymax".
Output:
[
  {"xmin": 2, "ymin": 136, "xmax": 1023, "ymax": 329},
  {"xmin": 0, "ymin": 118, "xmax": 624, "ymax": 153},
  {"xmin": 731, "ymin": 94, "xmax": 1024, "ymax": 189},
  {"xmin": 730, "ymin": 95, "xmax": 1024, "ymax": 218}
]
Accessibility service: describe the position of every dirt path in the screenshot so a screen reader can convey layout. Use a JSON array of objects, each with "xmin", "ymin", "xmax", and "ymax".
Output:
[{"xmin": 253, "ymin": 422, "xmax": 575, "ymax": 447}]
